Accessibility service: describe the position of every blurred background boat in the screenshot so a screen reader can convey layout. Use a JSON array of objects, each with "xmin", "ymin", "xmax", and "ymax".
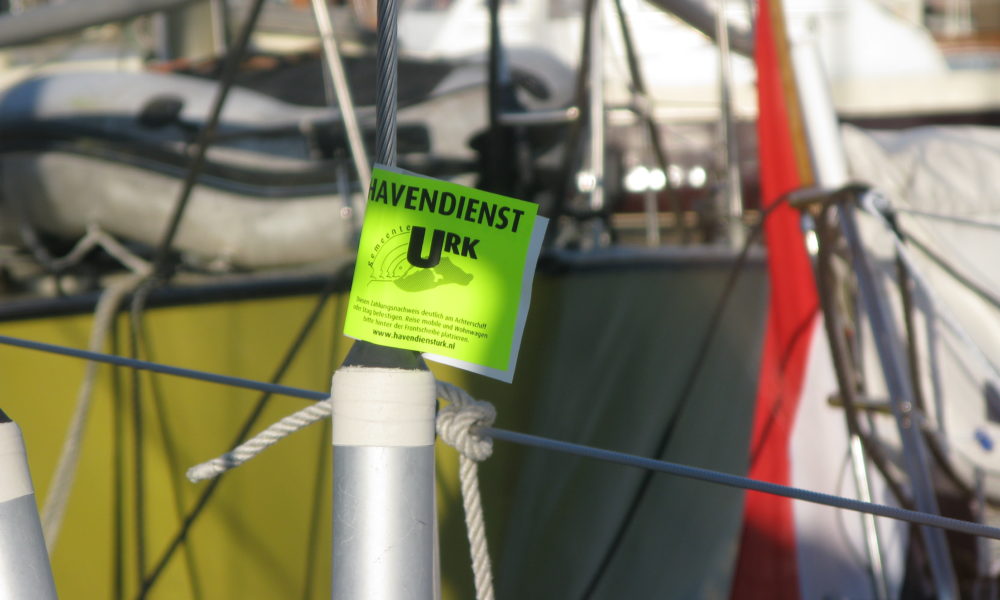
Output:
[{"xmin": 0, "ymin": 0, "xmax": 998, "ymax": 598}]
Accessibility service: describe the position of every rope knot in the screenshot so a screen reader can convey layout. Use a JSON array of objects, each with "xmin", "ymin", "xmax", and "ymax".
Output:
[{"xmin": 436, "ymin": 382, "xmax": 496, "ymax": 462}]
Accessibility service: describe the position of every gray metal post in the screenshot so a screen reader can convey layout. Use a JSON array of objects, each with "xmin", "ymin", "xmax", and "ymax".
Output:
[
  {"xmin": 713, "ymin": 0, "xmax": 744, "ymax": 246},
  {"xmin": 310, "ymin": 0, "xmax": 372, "ymax": 187},
  {"xmin": 209, "ymin": 0, "xmax": 230, "ymax": 54},
  {"xmin": 848, "ymin": 434, "xmax": 890, "ymax": 600},
  {"xmin": 330, "ymin": 0, "xmax": 436, "ymax": 594},
  {"xmin": 587, "ymin": 0, "xmax": 606, "ymax": 217},
  {"xmin": 0, "ymin": 409, "xmax": 58, "ymax": 599},
  {"xmin": 582, "ymin": 0, "xmax": 609, "ymax": 248}
]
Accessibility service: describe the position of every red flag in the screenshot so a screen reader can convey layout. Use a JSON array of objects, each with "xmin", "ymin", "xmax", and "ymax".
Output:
[{"xmin": 730, "ymin": 0, "xmax": 820, "ymax": 597}]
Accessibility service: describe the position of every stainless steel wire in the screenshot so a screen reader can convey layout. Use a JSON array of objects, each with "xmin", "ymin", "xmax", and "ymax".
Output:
[
  {"xmin": 375, "ymin": 0, "xmax": 398, "ymax": 167},
  {"xmin": 2, "ymin": 331, "xmax": 999, "ymax": 542}
]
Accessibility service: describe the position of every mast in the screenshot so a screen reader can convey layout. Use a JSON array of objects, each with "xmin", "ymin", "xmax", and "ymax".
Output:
[{"xmin": 329, "ymin": 0, "xmax": 437, "ymax": 595}]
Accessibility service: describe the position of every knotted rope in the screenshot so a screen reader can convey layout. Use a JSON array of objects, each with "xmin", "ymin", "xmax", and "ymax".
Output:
[
  {"xmin": 186, "ymin": 379, "xmax": 498, "ymax": 600},
  {"xmin": 435, "ymin": 381, "xmax": 496, "ymax": 600}
]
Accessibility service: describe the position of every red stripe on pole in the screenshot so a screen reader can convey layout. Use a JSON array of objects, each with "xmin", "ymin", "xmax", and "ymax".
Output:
[{"xmin": 730, "ymin": 1, "xmax": 819, "ymax": 598}]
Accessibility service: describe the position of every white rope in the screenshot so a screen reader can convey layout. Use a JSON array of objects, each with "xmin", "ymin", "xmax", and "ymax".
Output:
[
  {"xmin": 44, "ymin": 224, "xmax": 153, "ymax": 275},
  {"xmin": 41, "ymin": 228, "xmax": 152, "ymax": 550},
  {"xmin": 435, "ymin": 381, "xmax": 496, "ymax": 600},
  {"xmin": 185, "ymin": 379, "xmax": 499, "ymax": 600},
  {"xmin": 41, "ymin": 273, "xmax": 146, "ymax": 549},
  {"xmin": 186, "ymin": 400, "xmax": 332, "ymax": 482}
]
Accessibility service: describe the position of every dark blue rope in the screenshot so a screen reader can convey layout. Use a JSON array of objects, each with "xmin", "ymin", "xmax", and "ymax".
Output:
[
  {"xmin": 0, "ymin": 334, "xmax": 328, "ymax": 401},
  {"xmin": 480, "ymin": 426, "xmax": 1000, "ymax": 541},
  {"xmin": 1, "ymin": 327, "xmax": 996, "ymax": 541}
]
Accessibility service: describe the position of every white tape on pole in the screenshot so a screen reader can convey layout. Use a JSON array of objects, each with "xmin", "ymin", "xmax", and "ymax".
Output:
[
  {"xmin": 331, "ymin": 367, "xmax": 436, "ymax": 447},
  {"xmin": 0, "ymin": 421, "xmax": 35, "ymax": 503}
]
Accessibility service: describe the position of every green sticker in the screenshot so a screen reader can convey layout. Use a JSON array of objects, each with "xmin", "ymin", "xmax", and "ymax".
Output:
[{"xmin": 344, "ymin": 165, "xmax": 547, "ymax": 382}]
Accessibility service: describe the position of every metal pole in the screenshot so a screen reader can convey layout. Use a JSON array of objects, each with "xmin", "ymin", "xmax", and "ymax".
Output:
[
  {"xmin": 849, "ymin": 434, "xmax": 890, "ymax": 600},
  {"xmin": 587, "ymin": 0, "xmax": 605, "ymax": 217},
  {"xmin": 331, "ymin": 364, "xmax": 436, "ymax": 599},
  {"xmin": 0, "ymin": 409, "xmax": 58, "ymax": 600},
  {"xmin": 310, "ymin": 0, "xmax": 372, "ymax": 187},
  {"xmin": 484, "ymin": 0, "xmax": 506, "ymax": 195},
  {"xmin": 331, "ymin": 0, "xmax": 436, "ymax": 595},
  {"xmin": 642, "ymin": 187, "xmax": 660, "ymax": 247},
  {"xmin": 583, "ymin": 0, "xmax": 608, "ymax": 248},
  {"xmin": 714, "ymin": 0, "xmax": 744, "ymax": 246},
  {"xmin": 609, "ymin": 0, "xmax": 671, "ymax": 246},
  {"xmin": 819, "ymin": 209, "xmax": 897, "ymax": 598},
  {"xmin": 209, "ymin": 0, "xmax": 230, "ymax": 55}
]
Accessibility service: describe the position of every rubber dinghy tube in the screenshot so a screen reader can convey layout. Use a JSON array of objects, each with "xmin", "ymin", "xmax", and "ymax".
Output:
[
  {"xmin": 0, "ymin": 0, "xmax": 202, "ymax": 47},
  {"xmin": 0, "ymin": 409, "xmax": 58, "ymax": 599}
]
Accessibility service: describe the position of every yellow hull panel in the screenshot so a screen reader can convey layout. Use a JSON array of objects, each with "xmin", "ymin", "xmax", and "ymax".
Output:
[{"xmin": 0, "ymin": 291, "xmax": 502, "ymax": 599}]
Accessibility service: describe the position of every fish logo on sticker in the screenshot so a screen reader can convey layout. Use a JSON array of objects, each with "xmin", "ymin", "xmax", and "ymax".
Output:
[{"xmin": 367, "ymin": 225, "xmax": 473, "ymax": 292}]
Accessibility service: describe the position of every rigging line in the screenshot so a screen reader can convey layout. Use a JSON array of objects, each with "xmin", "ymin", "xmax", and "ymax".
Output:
[
  {"xmin": 111, "ymin": 314, "xmax": 126, "ymax": 600},
  {"xmin": 302, "ymin": 296, "xmax": 345, "ymax": 599},
  {"xmin": 610, "ymin": 0, "xmax": 681, "ymax": 230},
  {"xmin": 549, "ymin": 0, "xmax": 596, "ymax": 227},
  {"xmin": 862, "ymin": 203, "xmax": 1000, "ymax": 507},
  {"xmin": 747, "ymin": 299, "xmax": 819, "ymax": 464},
  {"xmin": 479, "ymin": 426, "xmax": 1000, "ymax": 541},
  {"xmin": 375, "ymin": 0, "xmax": 398, "ymax": 165},
  {"xmin": 135, "ymin": 317, "xmax": 205, "ymax": 600},
  {"xmin": 579, "ymin": 202, "xmax": 773, "ymax": 599},
  {"xmin": 876, "ymin": 211, "xmax": 1000, "ymax": 508},
  {"xmin": 867, "ymin": 195, "xmax": 1000, "ymax": 316},
  {"xmin": 130, "ymin": 282, "xmax": 153, "ymax": 590},
  {"xmin": 484, "ymin": 0, "xmax": 505, "ymax": 194},
  {"xmin": 905, "ymin": 229, "xmax": 1000, "ymax": 315},
  {"xmin": 40, "ymin": 275, "xmax": 143, "ymax": 549},
  {"xmin": 138, "ymin": 273, "xmax": 344, "ymax": 597},
  {"xmin": 864, "ymin": 198, "xmax": 1000, "ymax": 409},
  {"xmin": 150, "ymin": 0, "xmax": 268, "ymax": 278},
  {"xmin": 894, "ymin": 207, "xmax": 1000, "ymax": 232},
  {"xmin": 0, "ymin": 334, "xmax": 328, "ymax": 401}
]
